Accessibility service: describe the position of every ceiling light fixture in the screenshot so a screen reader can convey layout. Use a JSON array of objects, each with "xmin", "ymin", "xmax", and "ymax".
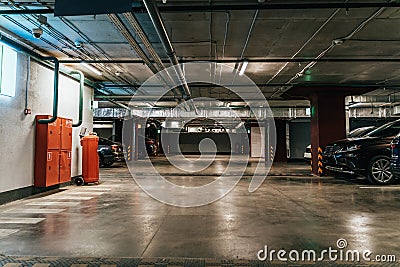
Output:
[
  {"xmin": 239, "ymin": 60, "xmax": 249, "ymax": 76},
  {"xmin": 82, "ymin": 63, "xmax": 102, "ymax": 76}
]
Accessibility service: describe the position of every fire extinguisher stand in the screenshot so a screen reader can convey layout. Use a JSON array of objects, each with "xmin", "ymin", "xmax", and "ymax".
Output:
[{"xmin": 75, "ymin": 133, "xmax": 100, "ymax": 186}]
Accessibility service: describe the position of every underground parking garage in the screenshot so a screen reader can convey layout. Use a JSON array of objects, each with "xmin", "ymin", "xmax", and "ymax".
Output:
[{"xmin": 2, "ymin": 0, "xmax": 400, "ymax": 266}]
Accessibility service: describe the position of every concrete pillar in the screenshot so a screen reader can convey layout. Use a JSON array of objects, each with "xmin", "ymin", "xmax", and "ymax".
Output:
[
  {"xmin": 137, "ymin": 119, "xmax": 147, "ymax": 159},
  {"xmin": 123, "ymin": 117, "xmax": 139, "ymax": 161},
  {"xmin": 284, "ymin": 85, "xmax": 376, "ymax": 176},
  {"xmin": 264, "ymin": 119, "xmax": 287, "ymax": 165},
  {"xmin": 274, "ymin": 119, "xmax": 287, "ymax": 162},
  {"xmin": 310, "ymin": 93, "xmax": 346, "ymax": 176},
  {"xmin": 264, "ymin": 120, "xmax": 273, "ymax": 166}
]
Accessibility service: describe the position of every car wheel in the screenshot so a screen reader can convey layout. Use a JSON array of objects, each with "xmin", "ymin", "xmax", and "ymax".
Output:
[
  {"xmin": 366, "ymin": 155, "xmax": 395, "ymax": 185},
  {"xmin": 103, "ymin": 161, "xmax": 113, "ymax": 167},
  {"xmin": 99, "ymin": 155, "xmax": 104, "ymax": 168}
]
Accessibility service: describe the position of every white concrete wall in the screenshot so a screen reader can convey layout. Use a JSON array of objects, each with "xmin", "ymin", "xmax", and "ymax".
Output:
[{"xmin": 0, "ymin": 54, "xmax": 93, "ymax": 193}]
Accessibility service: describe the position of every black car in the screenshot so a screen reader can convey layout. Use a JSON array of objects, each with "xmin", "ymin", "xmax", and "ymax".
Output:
[
  {"xmin": 323, "ymin": 120, "xmax": 400, "ymax": 185},
  {"xmin": 348, "ymin": 126, "xmax": 376, "ymax": 138},
  {"xmin": 98, "ymin": 145, "xmax": 116, "ymax": 167},
  {"xmin": 303, "ymin": 126, "xmax": 376, "ymax": 161},
  {"xmin": 98, "ymin": 137, "xmax": 124, "ymax": 162},
  {"xmin": 390, "ymin": 135, "xmax": 400, "ymax": 178}
]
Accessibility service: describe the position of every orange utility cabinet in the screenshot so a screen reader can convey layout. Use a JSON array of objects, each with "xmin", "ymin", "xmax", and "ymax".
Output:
[
  {"xmin": 34, "ymin": 115, "xmax": 73, "ymax": 187},
  {"xmin": 60, "ymin": 118, "xmax": 73, "ymax": 150},
  {"xmin": 81, "ymin": 134, "xmax": 99, "ymax": 184},
  {"xmin": 60, "ymin": 118, "xmax": 72, "ymax": 184},
  {"xmin": 59, "ymin": 150, "xmax": 72, "ymax": 183}
]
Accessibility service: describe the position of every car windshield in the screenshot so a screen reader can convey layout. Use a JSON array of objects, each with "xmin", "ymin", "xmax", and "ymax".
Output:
[
  {"xmin": 348, "ymin": 126, "xmax": 375, "ymax": 138},
  {"xmin": 365, "ymin": 120, "xmax": 400, "ymax": 138}
]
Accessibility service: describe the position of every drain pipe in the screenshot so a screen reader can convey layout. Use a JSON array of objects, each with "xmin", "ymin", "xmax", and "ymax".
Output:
[
  {"xmin": 38, "ymin": 57, "xmax": 59, "ymax": 124},
  {"xmin": 69, "ymin": 70, "xmax": 84, "ymax": 127},
  {"xmin": 142, "ymin": 0, "xmax": 197, "ymax": 113}
]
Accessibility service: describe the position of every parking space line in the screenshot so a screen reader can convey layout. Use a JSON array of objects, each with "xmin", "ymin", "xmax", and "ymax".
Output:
[
  {"xmin": 68, "ymin": 191, "xmax": 105, "ymax": 195},
  {"xmin": 0, "ymin": 217, "xmax": 45, "ymax": 224},
  {"xmin": 79, "ymin": 188, "xmax": 112, "ymax": 191},
  {"xmin": 44, "ymin": 196, "xmax": 93, "ymax": 200},
  {"xmin": 26, "ymin": 201, "xmax": 80, "ymax": 206},
  {"xmin": 0, "ymin": 229, "xmax": 19, "ymax": 237},
  {"xmin": 3, "ymin": 208, "xmax": 65, "ymax": 214},
  {"xmin": 359, "ymin": 186, "xmax": 400, "ymax": 189}
]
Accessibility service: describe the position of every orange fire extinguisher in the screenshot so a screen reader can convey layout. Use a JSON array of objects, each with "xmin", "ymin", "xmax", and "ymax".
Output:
[{"xmin": 76, "ymin": 133, "xmax": 99, "ymax": 185}]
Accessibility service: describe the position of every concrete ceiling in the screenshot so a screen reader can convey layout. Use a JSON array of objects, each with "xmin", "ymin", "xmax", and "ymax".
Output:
[{"xmin": 1, "ymin": 0, "xmax": 400, "ymax": 108}]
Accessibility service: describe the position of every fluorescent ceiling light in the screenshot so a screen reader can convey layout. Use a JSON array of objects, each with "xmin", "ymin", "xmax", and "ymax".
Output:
[
  {"xmin": 239, "ymin": 60, "xmax": 248, "ymax": 76},
  {"xmin": 82, "ymin": 63, "xmax": 102, "ymax": 76}
]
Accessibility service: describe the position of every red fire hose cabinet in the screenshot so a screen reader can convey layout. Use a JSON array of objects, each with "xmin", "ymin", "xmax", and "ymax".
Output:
[{"xmin": 80, "ymin": 134, "xmax": 99, "ymax": 184}]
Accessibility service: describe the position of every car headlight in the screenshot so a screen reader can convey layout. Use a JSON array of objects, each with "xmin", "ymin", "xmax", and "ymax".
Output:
[{"xmin": 341, "ymin": 144, "xmax": 361, "ymax": 152}]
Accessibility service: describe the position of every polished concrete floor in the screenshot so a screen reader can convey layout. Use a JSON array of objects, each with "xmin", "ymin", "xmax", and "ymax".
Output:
[{"xmin": 0, "ymin": 156, "xmax": 399, "ymax": 264}]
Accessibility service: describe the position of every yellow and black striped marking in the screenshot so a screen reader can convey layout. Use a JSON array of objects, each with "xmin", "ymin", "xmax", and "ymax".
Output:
[{"xmin": 317, "ymin": 147, "xmax": 323, "ymax": 176}]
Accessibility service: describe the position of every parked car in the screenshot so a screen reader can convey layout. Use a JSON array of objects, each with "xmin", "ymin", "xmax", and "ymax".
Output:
[
  {"xmin": 98, "ymin": 137, "xmax": 124, "ymax": 162},
  {"xmin": 348, "ymin": 126, "xmax": 376, "ymax": 138},
  {"xmin": 303, "ymin": 126, "xmax": 376, "ymax": 161},
  {"xmin": 323, "ymin": 120, "xmax": 400, "ymax": 184},
  {"xmin": 98, "ymin": 145, "xmax": 116, "ymax": 167},
  {"xmin": 304, "ymin": 145, "xmax": 312, "ymax": 161},
  {"xmin": 390, "ymin": 135, "xmax": 400, "ymax": 178},
  {"xmin": 145, "ymin": 137, "xmax": 158, "ymax": 156}
]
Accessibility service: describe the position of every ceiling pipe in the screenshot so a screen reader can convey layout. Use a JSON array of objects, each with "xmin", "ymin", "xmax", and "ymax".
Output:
[
  {"xmin": 287, "ymin": 6, "xmax": 386, "ymax": 84},
  {"xmin": 123, "ymin": 12, "xmax": 165, "ymax": 72},
  {"xmin": 0, "ymin": 9, "xmax": 54, "ymax": 15},
  {"xmin": 58, "ymin": 16, "xmax": 138, "ymax": 88},
  {"xmin": 2, "ymin": 2, "xmax": 134, "ymax": 87},
  {"xmin": 107, "ymin": 13, "xmax": 158, "ymax": 74},
  {"xmin": 231, "ymin": 10, "xmax": 258, "ymax": 82},
  {"xmin": 266, "ymin": 5, "xmax": 341, "ymax": 84},
  {"xmin": 142, "ymin": 0, "xmax": 197, "ymax": 113},
  {"xmin": 69, "ymin": 70, "xmax": 84, "ymax": 127},
  {"xmin": 59, "ymin": 57, "xmax": 400, "ymax": 64},
  {"xmin": 38, "ymin": 57, "xmax": 59, "ymax": 124},
  {"xmin": 133, "ymin": 2, "xmax": 400, "ymax": 12},
  {"xmin": 97, "ymin": 82, "xmax": 400, "ymax": 90},
  {"xmin": 122, "ymin": 12, "xmax": 180, "ymax": 98},
  {"xmin": 0, "ymin": 33, "xmax": 43, "ymax": 61},
  {"xmin": 3, "ymin": 2, "xmax": 400, "ymax": 15},
  {"xmin": 108, "ymin": 13, "xmax": 181, "ymax": 98},
  {"xmin": 0, "ymin": 35, "xmax": 59, "ymax": 124}
]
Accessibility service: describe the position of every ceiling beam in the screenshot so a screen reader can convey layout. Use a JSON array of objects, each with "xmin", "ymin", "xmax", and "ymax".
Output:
[
  {"xmin": 0, "ymin": 9, "xmax": 53, "ymax": 15},
  {"xmin": 134, "ymin": 2, "xmax": 400, "ymax": 12},
  {"xmin": 2, "ymin": 2, "xmax": 400, "ymax": 15},
  {"xmin": 96, "ymin": 83, "xmax": 399, "ymax": 90},
  {"xmin": 59, "ymin": 58, "xmax": 400, "ymax": 64}
]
